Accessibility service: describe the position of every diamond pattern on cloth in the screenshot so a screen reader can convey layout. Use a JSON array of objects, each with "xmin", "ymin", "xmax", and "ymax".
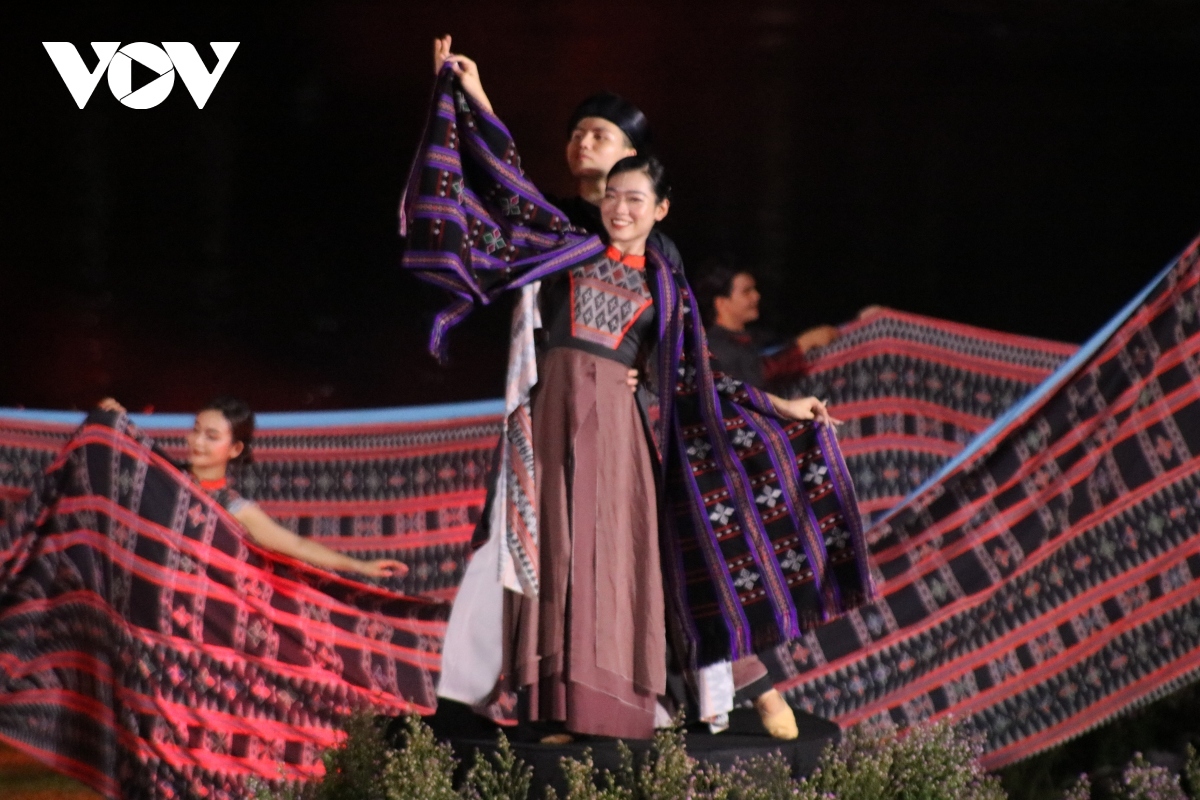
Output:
[{"xmin": 569, "ymin": 256, "xmax": 653, "ymax": 349}]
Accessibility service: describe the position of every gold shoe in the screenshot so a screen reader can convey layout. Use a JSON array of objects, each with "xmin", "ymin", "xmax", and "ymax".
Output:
[{"xmin": 754, "ymin": 689, "xmax": 798, "ymax": 740}]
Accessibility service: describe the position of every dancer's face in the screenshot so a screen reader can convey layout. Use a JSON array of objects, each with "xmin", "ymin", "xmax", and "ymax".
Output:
[
  {"xmin": 601, "ymin": 169, "xmax": 669, "ymax": 251},
  {"xmin": 566, "ymin": 117, "xmax": 636, "ymax": 179},
  {"xmin": 187, "ymin": 410, "xmax": 243, "ymax": 473}
]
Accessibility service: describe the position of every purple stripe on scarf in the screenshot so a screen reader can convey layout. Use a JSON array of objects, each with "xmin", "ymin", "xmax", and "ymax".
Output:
[
  {"xmin": 430, "ymin": 297, "xmax": 475, "ymax": 362},
  {"xmin": 426, "ymin": 143, "xmax": 466, "ymax": 167},
  {"xmin": 416, "ymin": 268, "xmax": 473, "ymax": 295},
  {"xmin": 461, "ymin": 100, "xmax": 568, "ymax": 221},
  {"xmin": 736, "ymin": 410, "xmax": 821, "ymax": 632},
  {"xmin": 751, "ymin": 416, "xmax": 837, "ymax": 617},
  {"xmin": 686, "ymin": 307, "xmax": 796, "ymax": 649},
  {"xmin": 458, "ymin": 129, "xmax": 567, "ymax": 223},
  {"xmin": 670, "ymin": 413, "xmax": 753, "ymax": 660},
  {"xmin": 647, "ymin": 248, "xmax": 681, "ymax": 448},
  {"xmin": 408, "ymin": 204, "xmax": 470, "ymax": 230},
  {"xmin": 506, "ymin": 237, "xmax": 606, "ymax": 289},
  {"xmin": 726, "ymin": 409, "xmax": 802, "ymax": 640},
  {"xmin": 403, "ymin": 255, "xmax": 476, "ymax": 295},
  {"xmin": 510, "ymin": 229, "xmax": 574, "ymax": 248},
  {"xmin": 742, "ymin": 412, "xmax": 826, "ymax": 592},
  {"xmin": 800, "ymin": 472, "xmax": 841, "ymax": 618},
  {"xmin": 816, "ymin": 421, "xmax": 876, "ymax": 598},
  {"xmin": 397, "ymin": 71, "xmax": 447, "ymax": 237}
]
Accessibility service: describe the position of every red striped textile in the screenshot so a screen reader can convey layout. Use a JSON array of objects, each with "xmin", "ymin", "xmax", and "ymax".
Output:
[
  {"xmin": 0, "ymin": 307, "xmax": 1095, "ymax": 793},
  {"xmin": 1, "ymin": 411, "xmax": 503, "ymax": 603},
  {"xmin": 767, "ymin": 238, "xmax": 1200, "ymax": 768},
  {"xmin": 782, "ymin": 309, "xmax": 1076, "ymax": 518},
  {"xmin": 0, "ymin": 412, "xmax": 447, "ymax": 799}
]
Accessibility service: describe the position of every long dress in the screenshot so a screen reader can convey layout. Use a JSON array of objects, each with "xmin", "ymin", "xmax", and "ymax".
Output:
[{"xmin": 509, "ymin": 248, "xmax": 666, "ymax": 737}]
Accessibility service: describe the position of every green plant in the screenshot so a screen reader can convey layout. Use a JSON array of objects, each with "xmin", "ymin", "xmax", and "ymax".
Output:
[
  {"xmin": 380, "ymin": 714, "xmax": 459, "ymax": 800},
  {"xmin": 315, "ymin": 709, "xmax": 391, "ymax": 800},
  {"xmin": 462, "ymin": 732, "xmax": 533, "ymax": 800},
  {"xmin": 247, "ymin": 709, "xmax": 1200, "ymax": 800},
  {"xmin": 544, "ymin": 747, "xmax": 624, "ymax": 800},
  {"xmin": 887, "ymin": 720, "xmax": 1006, "ymax": 800},
  {"xmin": 803, "ymin": 720, "xmax": 1004, "ymax": 800},
  {"xmin": 1185, "ymin": 744, "xmax": 1200, "ymax": 799},
  {"xmin": 630, "ymin": 725, "xmax": 695, "ymax": 800},
  {"xmin": 709, "ymin": 751, "xmax": 819, "ymax": 800},
  {"xmin": 806, "ymin": 725, "xmax": 892, "ymax": 800},
  {"xmin": 539, "ymin": 725, "xmax": 696, "ymax": 800},
  {"xmin": 1058, "ymin": 774, "xmax": 1091, "ymax": 800},
  {"xmin": 1107, "ymin": 752, "xmax": 1187, "ymax": 800}
]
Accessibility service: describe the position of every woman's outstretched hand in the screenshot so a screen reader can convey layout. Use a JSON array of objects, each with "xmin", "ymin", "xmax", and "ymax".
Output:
[
  {"xmin": 358, "ymin": 558, "xmax": 409, "ymax": 579},
  {"xmin": 432, "ymin": 35, "xmax": 493, "ymax": 113},
  {"xmin": 769, "ymin": 395, "xmax": 841, "ymax": 426}
]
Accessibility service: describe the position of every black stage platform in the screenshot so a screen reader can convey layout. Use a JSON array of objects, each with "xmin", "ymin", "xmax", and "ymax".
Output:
[{"xmin": 413, "ymin": 701, "xmax": 840, "ymax": 797}]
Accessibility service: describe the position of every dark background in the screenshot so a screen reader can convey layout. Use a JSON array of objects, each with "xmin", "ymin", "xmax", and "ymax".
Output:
[{"xmin": 3, "ymin": 1, "xmax": 1199, "ymax": 413}]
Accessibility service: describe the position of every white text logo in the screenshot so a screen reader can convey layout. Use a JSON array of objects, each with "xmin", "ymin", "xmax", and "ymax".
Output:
[{"xmin": 42, "ymin": 42, "xmax": 239, "ymax": 109}]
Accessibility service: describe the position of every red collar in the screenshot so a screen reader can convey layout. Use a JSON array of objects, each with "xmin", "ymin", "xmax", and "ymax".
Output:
[
  {"xmin": 605, "ymin": 245, "xmax": 645, "ymax": 270},
  {"xmin": 197, "ymin": 476, "xmax": 227, "ymax": 492}
]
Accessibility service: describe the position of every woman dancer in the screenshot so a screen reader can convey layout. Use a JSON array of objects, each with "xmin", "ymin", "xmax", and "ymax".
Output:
[
  {"xmin": 406, "ymin": 60, "xmax": 872, "ymax": 742},
  {"xmin": 533, "ymin": 155, "xmax": 835, "ymax": 740},
  {"xmin": 99, "ymin": 396, "xmax": 406, "ymax": 579}
]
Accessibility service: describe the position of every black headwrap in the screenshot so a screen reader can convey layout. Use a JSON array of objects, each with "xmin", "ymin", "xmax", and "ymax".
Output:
[{"xmin": 566, "ymin": 91, "xmax": 652, "ymax": 153}]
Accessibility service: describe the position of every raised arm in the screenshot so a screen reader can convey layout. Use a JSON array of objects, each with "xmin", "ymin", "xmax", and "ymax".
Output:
[
  {"xmin": 433, "ymin": 35, "xmax": 493, "ymax": 113},
  {"xmin": 232, "ymin": 503, "xmax": 407, "ymax": 579}
]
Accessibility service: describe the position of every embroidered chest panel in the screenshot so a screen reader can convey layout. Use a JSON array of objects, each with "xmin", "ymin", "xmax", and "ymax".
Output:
[{"xmin": 569, "ymin": 257, "xmax": 653, "ymax": 349}]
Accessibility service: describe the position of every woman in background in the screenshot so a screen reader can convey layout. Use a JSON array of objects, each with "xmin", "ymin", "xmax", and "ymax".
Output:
[{"xmin": 99, "ymin": 396, "xmax": 407, "ymax": 579}]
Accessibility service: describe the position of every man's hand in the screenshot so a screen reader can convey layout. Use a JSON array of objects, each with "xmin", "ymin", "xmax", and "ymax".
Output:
[
  {"xmin": 98, "ymin": 397, "xmax": 127, "ymax": 414},
  {"xmin": 795, "ymin": 325, "xmax": 839, "ymax": 353}
]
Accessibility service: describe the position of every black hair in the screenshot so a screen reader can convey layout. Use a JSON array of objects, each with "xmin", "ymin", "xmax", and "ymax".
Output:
[
  {"xmin": 693, "ymin": 257, "xmax": 753, "ymax": 327},
  {"xmin": 567, "ymin": 91, "xmax": 652, "ymax": 153},
  {"xmin": 607, "ymin": 154, "xmax": 672, "ymax": 202},
  {"xmin": 199, "ymin": 396, "xmax": 255, "ymax": 464}
]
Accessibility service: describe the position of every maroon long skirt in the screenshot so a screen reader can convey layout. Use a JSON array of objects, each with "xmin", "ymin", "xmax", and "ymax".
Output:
[{"xmin": 508, "ymin": 347, "xmax": 666, "ymax": 739}]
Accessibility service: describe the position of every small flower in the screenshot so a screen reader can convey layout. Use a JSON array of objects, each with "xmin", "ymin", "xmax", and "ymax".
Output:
[{"xmin": 709, "ymin": 503, "xmax": 733, "ymax": 526}]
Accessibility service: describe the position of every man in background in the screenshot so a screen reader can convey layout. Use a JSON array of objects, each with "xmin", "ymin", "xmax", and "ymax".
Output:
[{"xmin": 694, "ymin": 260, "xmax": 840, "ymax": 388}]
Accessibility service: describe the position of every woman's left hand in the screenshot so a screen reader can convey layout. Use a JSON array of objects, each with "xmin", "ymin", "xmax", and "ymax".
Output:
[
  {"xmin": 771, "ymin": 395, "xmax": 841, "ymax": 426},
  {"xmin": 359, "ymin": 559, "xmax": 409, "ymax": 579},
  {"xmin": 626, "ymin": 368, "xmax": 639, "ymax": 393}
]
